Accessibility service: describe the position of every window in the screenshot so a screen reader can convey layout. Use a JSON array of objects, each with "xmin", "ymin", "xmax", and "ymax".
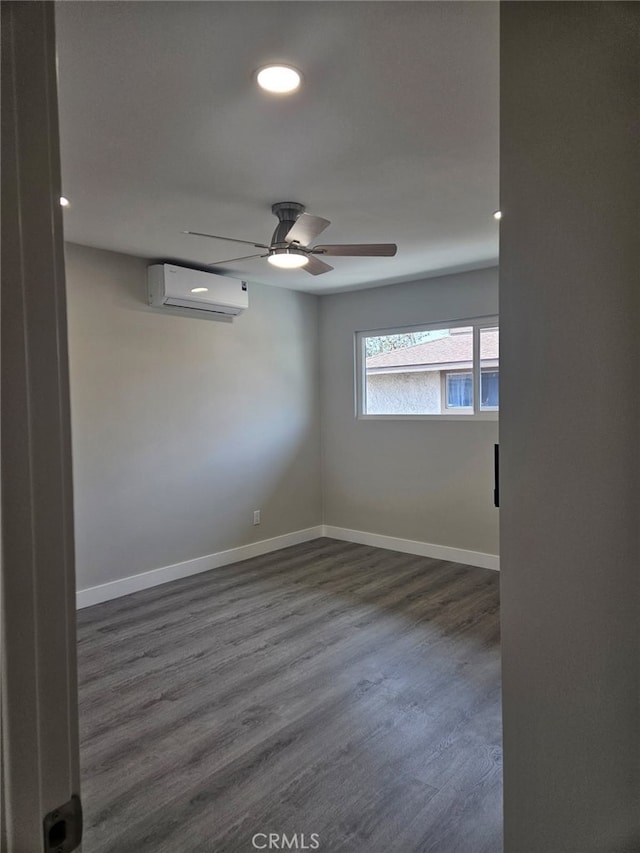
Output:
[{"xmin": 356, "ymin": 318, "xmax": 499, "ymax": 419}]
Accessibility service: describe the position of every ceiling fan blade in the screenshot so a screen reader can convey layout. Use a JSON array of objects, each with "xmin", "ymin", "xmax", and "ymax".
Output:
[
  {"xmin": 304, "ymin": 255, "xmax": 334, "ymax": 276},
  {"xmin": 312, "ymin": 243, "xmax": 397, "ymax": 257},
  {"xmin": 284, "ymin": 213, "xmax": 331, "ymax": 247},
  {"xmin": 208, "ymin": 253, "xmax": 268, "ymax": 266},
  {"xmin": 184, "ymin": 230, "xmax": 270, "ymax": 250}
]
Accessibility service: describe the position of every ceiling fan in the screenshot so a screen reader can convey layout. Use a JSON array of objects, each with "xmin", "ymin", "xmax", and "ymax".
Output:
[{"xmin": 183, "ymin": 202, "xmax": 397, "ymax": 276}]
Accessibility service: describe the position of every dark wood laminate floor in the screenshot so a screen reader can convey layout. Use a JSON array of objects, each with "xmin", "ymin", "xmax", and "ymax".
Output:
[{"xmin": 77, "ymin": 538, "xmax": 502, "ymax": 853}]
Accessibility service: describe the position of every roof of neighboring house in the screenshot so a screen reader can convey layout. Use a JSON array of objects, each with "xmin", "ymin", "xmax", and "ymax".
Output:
[{"xmin": 366, "ymin": 329, "xmax": 498, "ymax": 369}]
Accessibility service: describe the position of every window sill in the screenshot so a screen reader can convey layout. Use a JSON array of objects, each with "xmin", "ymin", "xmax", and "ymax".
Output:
[{"xmin": 356, "ymin": 413, "xmax": 499, "ymax": 422}]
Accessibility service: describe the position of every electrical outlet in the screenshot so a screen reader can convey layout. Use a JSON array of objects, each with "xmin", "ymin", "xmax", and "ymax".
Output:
[{"xmin": 253, "ymin": 510, "xmax": 261, "ymax": 525}]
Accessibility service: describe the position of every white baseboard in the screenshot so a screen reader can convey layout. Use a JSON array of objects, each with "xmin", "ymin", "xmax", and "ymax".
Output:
[
  {"xmin": 76, "ymin": 526, "xmax": 324, "ymax": 609},
  {"xmin": 321, "ymin": 525, "xmax": 500, "ymax": 572},
  {"xmin": 77, "ymin": 522, "xmax": 498, "ymax": 609}
]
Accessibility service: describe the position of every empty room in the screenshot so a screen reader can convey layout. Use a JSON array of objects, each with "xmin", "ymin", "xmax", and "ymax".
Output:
[{"xmin": 3, "ymin": 3, "xmax": 639, "ymax": 853}]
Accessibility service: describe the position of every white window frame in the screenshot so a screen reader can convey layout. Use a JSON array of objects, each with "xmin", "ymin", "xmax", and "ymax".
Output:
[{"xmin": 355, "ymin": 315, "xmax": 499, "ymax": 421}]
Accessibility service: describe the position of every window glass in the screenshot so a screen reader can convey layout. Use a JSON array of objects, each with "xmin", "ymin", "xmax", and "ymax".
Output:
[
  {"xmin": 363, "ymin": 327, "xmax": 473, "ymax": 415},
  {"xmin": 481, "ymin": 369, "xmax": 499, "ymax": 408},
  {"xmin": 480, "ymin": 327, "xmax": 499, "ymax": 410}
]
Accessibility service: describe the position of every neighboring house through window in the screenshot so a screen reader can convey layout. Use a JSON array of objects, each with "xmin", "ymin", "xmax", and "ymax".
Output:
[{"xmin": 356, "ymin": 319, "xmax": 499, "ymax": 418}]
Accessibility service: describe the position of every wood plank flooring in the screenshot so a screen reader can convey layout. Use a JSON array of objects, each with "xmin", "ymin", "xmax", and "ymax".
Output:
[{"xmin": 77, "ymin": 538, "xmax": 502, "ymax": 853}]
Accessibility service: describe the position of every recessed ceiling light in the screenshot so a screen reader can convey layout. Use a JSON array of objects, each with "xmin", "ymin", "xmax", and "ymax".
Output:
[
  {"xmin": 191, "ymin": 287, "xmax": 209, "ymax": 293},
  {"xmin": 493, "ymin": 210, "xmax": 502, "ymax": 220},
  {"xmin": 60, "ymin": 196, "xmax": 70, "ymax": 207},
  {"xmin": 267, "ymin": 249, "xmax": 309, "ymax": 269},
  {"xmin": 256, "ymin": 65, "xmax": 301, "ymax": 94}
]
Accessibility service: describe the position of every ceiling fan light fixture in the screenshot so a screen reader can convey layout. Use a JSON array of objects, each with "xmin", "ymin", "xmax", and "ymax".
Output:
[
  {"xmin": 267, "ymin": 248, "xmax": 309, "ymax": 269},
  {"xmin": 256, "ymin": 65, "xmax": 301, "ymax": 94}
]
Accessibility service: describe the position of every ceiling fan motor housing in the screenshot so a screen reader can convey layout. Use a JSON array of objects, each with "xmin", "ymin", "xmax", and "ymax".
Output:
[{"xmin": 271, "ymin": 201, "xmax": 306, "ymax": 247}]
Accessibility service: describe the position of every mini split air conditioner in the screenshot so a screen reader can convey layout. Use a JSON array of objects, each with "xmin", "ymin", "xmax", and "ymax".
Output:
[{"xmin": 148, "ymin": 263, "xmax": 248, "ymax": 317}]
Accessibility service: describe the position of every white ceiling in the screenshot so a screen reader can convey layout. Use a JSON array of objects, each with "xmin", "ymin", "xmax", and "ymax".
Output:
[{"xmin": 55, "ymin": 1, "xmax": 499, "ymax": 295}]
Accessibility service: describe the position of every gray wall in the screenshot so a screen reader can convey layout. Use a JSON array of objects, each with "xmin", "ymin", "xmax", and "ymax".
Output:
[
  {"xmin": 500, "ymin": 4, "xmax": 640, "ymax": 851},
  {"xmin": 65, "ymin": 243, "xmax": 322, "ymax": 591},
  {"xmin": 320, "ymin": 268, "xmax": 499, "ymax": 555}
]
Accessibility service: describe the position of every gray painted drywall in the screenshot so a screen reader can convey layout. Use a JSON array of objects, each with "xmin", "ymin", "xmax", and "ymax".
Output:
[
  {"xmin": 320, "ymin": 268, "xmax": 499, "ymax": 555},
  {"xmin": 65, "ymin": 243, "xmax": 322, "ymax": 591},
  {"xmin": 500, "ymin": 4, "xmax": 640, "ymax": 851}
]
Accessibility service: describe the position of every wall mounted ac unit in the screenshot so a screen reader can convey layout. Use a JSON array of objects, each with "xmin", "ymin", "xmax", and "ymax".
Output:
[{"xmin": 148, "ymin": 263, "xmax": 248, "ymax": 317}]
